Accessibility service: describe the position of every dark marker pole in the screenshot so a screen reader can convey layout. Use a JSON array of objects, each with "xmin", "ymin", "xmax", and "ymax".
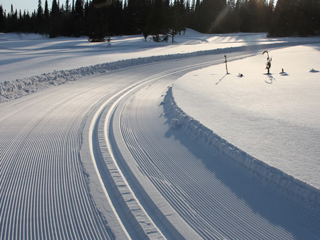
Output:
[{"xmin": 224, "ymin": 55, "xmax": 229, "ymax": 74}]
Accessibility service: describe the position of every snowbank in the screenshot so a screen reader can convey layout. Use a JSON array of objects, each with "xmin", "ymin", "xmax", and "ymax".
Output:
[
  {"xmin": 0, "ymin": 41, "xmax": 310, "ymax": 103},
  {"xmin": 163, "ymin": 86, "xmax": 320, "ymax": 217}
]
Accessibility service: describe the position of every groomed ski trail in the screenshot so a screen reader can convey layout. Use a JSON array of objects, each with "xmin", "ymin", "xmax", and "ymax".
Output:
[
  {"xmin": 111, "ymin": 62, "xmax": 320, "ymax": 239},
  {"xmin": 2, "ymin": 49, "xmax": 320, "ymax": 239}
]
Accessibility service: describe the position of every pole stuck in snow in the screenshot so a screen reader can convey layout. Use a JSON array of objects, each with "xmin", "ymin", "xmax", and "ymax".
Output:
[{"xmin": 224, "ymin": 55, "xmax": 229, "ymax": 74}]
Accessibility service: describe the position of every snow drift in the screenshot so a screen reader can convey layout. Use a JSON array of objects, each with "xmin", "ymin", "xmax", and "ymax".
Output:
[{"xmin": 163, "ymin": 86, "xmax": 320, "ymax": 217}]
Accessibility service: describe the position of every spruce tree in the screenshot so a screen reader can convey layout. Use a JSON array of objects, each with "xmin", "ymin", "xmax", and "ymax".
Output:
[
  {"xmin": 44, "ymin": 0, "xmax": 49, "ymax": 34},
  {"xmin": 297, "ymin": 0, "xmax": 320, "ymax": 36},
  {"xmin": 65, "ymin": 0, "xmax": 70, "ymax": 13},
  {"xmin": 87, "ymin": 2, "xmax": 108, "ymax": 42},
  {"xmin": 36, "ymin": 0, "xmax": 43, "ymax": 33},
  {"xmin": 50, "ymin": 0, "xmax": 60, "ymax": 37},
  {"xmin": 73, "ymin": 0, "xmax": 84, "ymax": 36},
  {"xmin": 170, "ymin": 0, "xmax": 186, "ymax": 42},
  {"xmin": 149, "ymin": 0, "xmax": 168, "ymax": 41},
  {"xmin": 196, "ymin": 0, "xmax": 226, "ymax": 33},
  {"xmin": 0, "ymin": 5, "xmax": 5, "ymax": 32}
]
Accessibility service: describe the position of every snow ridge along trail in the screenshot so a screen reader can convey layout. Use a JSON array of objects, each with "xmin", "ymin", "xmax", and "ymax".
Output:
[{"xmin": 165, "ymin": 86, "xmax": 320, "ymax": 216}]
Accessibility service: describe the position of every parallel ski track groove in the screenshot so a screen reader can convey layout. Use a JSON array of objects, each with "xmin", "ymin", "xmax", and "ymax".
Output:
[
  {"xmin": 120, "ymin": 111, "xmax": 245, "ymax": 239},
  {"xmin": 136, "ymin": 135, "xmax": 269, "ymax": 239},
  {"xmin": 118, "ymin": 87, "xmax": 274, "ymax": 239},
  {"xmin": 1, "ymin": 84, "xmax": 114, "ymax": 240}
]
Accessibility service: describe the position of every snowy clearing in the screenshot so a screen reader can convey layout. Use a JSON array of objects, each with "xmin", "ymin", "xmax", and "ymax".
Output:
[
  {"xmin": 173, "ymin": 45, "xmax": 320, "ymax": 190},
  {"xmin": 1, "ymin": 29, "xmax": 318, "ymax": 84},
  {"xmin": 1, "ymin": 30, "xmax": 320, "ymax": 239}
]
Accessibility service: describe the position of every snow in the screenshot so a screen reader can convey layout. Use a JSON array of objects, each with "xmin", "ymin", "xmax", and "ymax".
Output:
[
  {"xmin": 171, "ymin": 44, "xmax": 320, "ymax": 214},
  {"xmin": 0, "ymin": 30, "xmax": 316, "ymax": 84},
  {"xmin": 1, "ymin": 31, "xmax": 318, "ymax": 103},
  {"xmin": 1, "ymin": 29, "xmax": 320, "ymax": 238},
  {"xmin": 116, "ymin": 66, "xmax": 320, "ymax": 239}
]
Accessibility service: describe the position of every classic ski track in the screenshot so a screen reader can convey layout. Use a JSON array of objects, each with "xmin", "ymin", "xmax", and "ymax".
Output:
[
  {"xmin": 115, "ymin": 70, "xmax": 320, "ymax": 238},
  {"xmin": 89, "ymin": 60, "xmax": 222, "ymax": 239},
  {"xmin": 119, "ymin": 89, "xmax": 275, "ymax": 239},
  {"xmin": 88, "ymin": 79, "xmax": 158, "ymax": 240}
]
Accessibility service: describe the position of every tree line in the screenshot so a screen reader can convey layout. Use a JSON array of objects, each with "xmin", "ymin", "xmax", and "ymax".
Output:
[{"xmin": 0, "ymin": 0, "xmax": 319, "ymax": 40}]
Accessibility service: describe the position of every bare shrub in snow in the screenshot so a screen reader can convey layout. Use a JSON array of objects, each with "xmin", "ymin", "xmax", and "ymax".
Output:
[{"xmin": 262, "ymin": 50, "xmax": 272, "ymax": 74}]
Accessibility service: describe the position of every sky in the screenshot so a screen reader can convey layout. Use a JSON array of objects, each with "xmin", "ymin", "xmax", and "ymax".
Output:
[{"xmin": 1, "ymin": 0, "xmax": 53, "ymax": 13}]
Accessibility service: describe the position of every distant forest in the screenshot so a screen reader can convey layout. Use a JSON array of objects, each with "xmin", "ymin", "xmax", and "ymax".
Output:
[{"xmin": 0, "ymin": 0, "xmax": 319, "ymax": 40}]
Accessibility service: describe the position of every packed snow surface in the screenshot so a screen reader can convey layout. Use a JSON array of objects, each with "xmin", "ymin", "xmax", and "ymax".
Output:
[
  {"xmin": 173, "ymin": 44, "xmax": 320, "ymax": 190},
  {"xmin": 0, "ymin": 30, "xmax": 317, "ymax": 83},
  {"xmin": 119, "ymin": 67, "xmax": 320, "ymax": 239},
  {"xmin": 1, "ymin": 29, "xmax": 320, "ymax": 239}
]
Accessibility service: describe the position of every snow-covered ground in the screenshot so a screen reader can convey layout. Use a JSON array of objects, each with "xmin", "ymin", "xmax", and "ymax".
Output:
[
  {"xmin": 173, "ymin": 44, "xmax": 320, "ymax": 190},
  {"xmin": 1, "ymin": 30, "xmax": 320, "ymax": 239},
  {"xmin": 1, "ymin": 29, "xmax": 317, "ymax": 83}
]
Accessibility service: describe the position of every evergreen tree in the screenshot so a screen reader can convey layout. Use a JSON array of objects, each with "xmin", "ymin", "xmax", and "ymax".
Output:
[
  {"xmin": 125, "ymin": 0, "xmax": 143, "ymax": 34},
  {"xmin": 196, "ymin": 0, "xmax": 226, "ymax": 33},
  {"xmin": 2, "ymin": 0, "xmax": 319, "ymax": 39},
  {"xmin": 36, "ymin": 0, "xmax": 44, "ymax": 33},
  {"xmin": 75, "ymin": 0, "xmax": 84, "ymax": 18},
  {"xmin": 65, "ymin": 0, "xmax": 71, "ymax": 13},
  {"xmin": 44, "ymin": 0, "xmax": 49, "ymax": 33},
  {"xmin": 149, "ymin": 0, "xmax": 169, "ymax": 41},
  {"xmin": 0, "ymin": 5, "xmax": 5, "ymax": 32},
  {"xmin": 87, "ymin": 1, "xmax": 110, "ymax": 41},
  {"xmin": 50, "ymin": 0, "xmax": 60, "ymax": 37},
  {"xmin": 268, "ymin": 0, "xmax": 298, "ymax": 37},
  {"xmin": 296, "ymin": 0, "xmax": 320, "ymax": 36},
  {"xmin": 60, "ymin": 0, "xmax": 73, "ymax": 36},
  {"xmin": 170, "ymin": 0, "xmax": 186, "ymax": 42},
  {"xmin": 20, "ymin": 11, "xmax": 31, "ymax": 32},
  {"xmin": 219, "ymin": 1, "xmax": 236, "ymax": 33},
  {"xmin": 140, "ymin": 0, "xmax": 152, "ymax": 41},
  {"xmin": 73, "ymin": 0, "xmax": 85, "ymax": 36},
  {"xmin": 194, "ymin": 0, "xmax": 201, "ymax": 24},
  {"xmin": 12, "ymin": 8, "xmax": 18, "ymax": 32},
  {"xmin": 108, "ymin": 0, "xmax": 124, "ymax": 35}
]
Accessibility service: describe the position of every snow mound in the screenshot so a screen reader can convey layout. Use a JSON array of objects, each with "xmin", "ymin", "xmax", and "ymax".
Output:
[{"xmin": 163, "ymin": 86, "xmax": 320, "ymax": 217}]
